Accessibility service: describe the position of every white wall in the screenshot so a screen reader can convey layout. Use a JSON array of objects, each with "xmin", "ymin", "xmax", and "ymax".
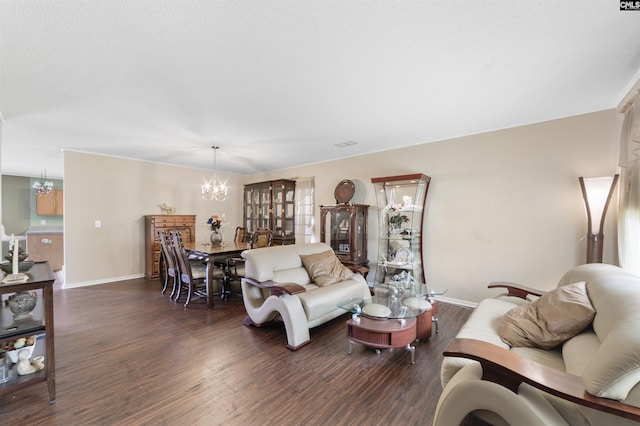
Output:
[
  {"xmin": 245, "ymin": 110, "xmax": 623, "ymax": 303},
  {"xmin": 63, "ymin": 109, "xmax": 622, "ymax": 303},
  {"xmin": 63, "ymin": 152, "xmax": 243, "ymax": 286}
]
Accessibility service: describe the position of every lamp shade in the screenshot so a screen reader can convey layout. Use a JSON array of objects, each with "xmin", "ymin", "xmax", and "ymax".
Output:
[{"xmin": 578, "ymin": 174, "xmax": 619, "ymax": 263}]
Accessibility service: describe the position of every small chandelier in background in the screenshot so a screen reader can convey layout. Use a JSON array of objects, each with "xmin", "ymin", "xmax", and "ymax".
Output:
[
  {"xmin": 201, "ymin": 146, "xmax": 228, "ymax": 201},
  {"xmin": 33, "ymin": 171, "xmax": 54, "ymax": 196}
]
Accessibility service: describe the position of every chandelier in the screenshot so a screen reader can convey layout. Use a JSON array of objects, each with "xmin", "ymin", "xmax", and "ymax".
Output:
[
  {"xmin": 201, "ymin": 146, "xmax": 228, "ymax": 201},
  {"xmin": 33, "ymin": 171, "xmax": 54, "ymax": 196}
]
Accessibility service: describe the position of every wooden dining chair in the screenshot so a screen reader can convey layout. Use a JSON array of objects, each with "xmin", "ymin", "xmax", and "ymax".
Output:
[
  {"xmin": 157, "ymin": 230, "xmax": 179, "ymax": 298},
  {"xmin": 220, "ymin": 227, "xmax": 247, "ymax": 299},
  {"xmin": 219, "ymin": 228, "xmax": 273, "ymax": 300},
  {"xmin": 169, "ymin": 230, "xmax": 210, "ymax": 308},
  {"xmin": 250, "ymin": 228, "xmax": 273, "ymax": 249}
]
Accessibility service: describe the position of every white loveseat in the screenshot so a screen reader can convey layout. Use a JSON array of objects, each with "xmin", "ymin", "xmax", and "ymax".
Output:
[
  {"xmin": 434, "ymin": 263, "xmax": 640, "ymax": 426},
  {"xmin": 241, "ymin": 242, "xmax": 370, "ymax": 350}
]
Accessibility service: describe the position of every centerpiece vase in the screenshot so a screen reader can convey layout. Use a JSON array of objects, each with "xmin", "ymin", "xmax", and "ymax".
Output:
[{"xmin": 210, "ymin": 230, "xmax": 222, "ymax": 246}]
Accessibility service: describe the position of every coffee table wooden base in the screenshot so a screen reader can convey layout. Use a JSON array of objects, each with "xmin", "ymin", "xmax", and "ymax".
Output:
[
  {"xmin": 346, "ymin": 316, "xmax": 417, "ymax": 364},
  {"xmin": 415, "ymin": 300, "xmax": 437, "ymax": 341}
]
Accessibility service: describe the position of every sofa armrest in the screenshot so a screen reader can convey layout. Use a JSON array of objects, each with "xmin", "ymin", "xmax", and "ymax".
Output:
[
  {"xmin": 242, "ymin": 277, "xmax": 306, "ymax": 297},
  {"xmin": 444, "ymin": 338, "xmax": 640, "ymax": 422},
  {"xmin": 488, "ymin": 281, "xmax": 546, "ymax": 299}
]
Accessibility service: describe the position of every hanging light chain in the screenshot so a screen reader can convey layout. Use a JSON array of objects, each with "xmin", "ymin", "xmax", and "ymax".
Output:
[{"xmin": 33, "ymin": 170, "xmax": 54, "ymax": 196}]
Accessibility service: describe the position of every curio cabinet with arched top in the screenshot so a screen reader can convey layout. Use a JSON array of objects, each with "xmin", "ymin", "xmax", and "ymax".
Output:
[{"xmin": 371, "ymin": 174, "xmax": 430, "ymax": 286}]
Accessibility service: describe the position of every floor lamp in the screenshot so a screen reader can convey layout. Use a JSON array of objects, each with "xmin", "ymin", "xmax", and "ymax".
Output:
[{"xmin": 578, "ymin": 174, "xmax": 619, "ymax": 263}]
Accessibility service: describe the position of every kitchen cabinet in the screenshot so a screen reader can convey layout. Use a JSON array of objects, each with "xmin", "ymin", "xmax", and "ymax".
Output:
[
  {"xmin": 35, "ymin": 189, "xmax": 63, "ymax": 216},
  {"xmin": 26, "ymin": 229, "xmax": 64, "ymax": 272}
]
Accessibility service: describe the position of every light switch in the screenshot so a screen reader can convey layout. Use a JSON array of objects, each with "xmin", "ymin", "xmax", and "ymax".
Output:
[{"xmin": 95, "ymin": 220, "xmax": 102, "ymax": 228}]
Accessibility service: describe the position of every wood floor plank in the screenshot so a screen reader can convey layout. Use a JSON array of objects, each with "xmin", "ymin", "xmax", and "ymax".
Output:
[{"xmin": 0, "ymin": 277, "xmax": 475, "ymax": 425}]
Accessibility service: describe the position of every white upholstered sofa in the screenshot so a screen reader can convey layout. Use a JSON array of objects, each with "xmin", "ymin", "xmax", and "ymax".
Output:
[
  {"xmin": 240, "ymin": 242, "xmax": 370, "ymax": 350},
  {"xmin": 434, "ymin": 263, "xmax": 640, "ymax": 426}
]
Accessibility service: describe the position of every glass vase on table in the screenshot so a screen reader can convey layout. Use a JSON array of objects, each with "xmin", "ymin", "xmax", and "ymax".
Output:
[{"xmin": 209, "ymin": 230, "xmax": 222, "ymax": 246}]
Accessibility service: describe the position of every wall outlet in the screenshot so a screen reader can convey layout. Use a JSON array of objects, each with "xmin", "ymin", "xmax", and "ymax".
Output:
[
  {"xmin": 95, "ymin": 220, "xmax": 101, "ymax": 228},
  {"xmin": 40, "ymin": 220, "xmax": 46, "ymax": 225}
]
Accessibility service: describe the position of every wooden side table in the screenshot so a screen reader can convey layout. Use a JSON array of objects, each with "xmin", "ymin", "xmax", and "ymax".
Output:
[
  {"xmin": 346, "ymin": 316, "xmax": 417, "ymax": 364},
  {"xmin": 0, "ymin": 261, "xmax": 56, "ymax": 403}
]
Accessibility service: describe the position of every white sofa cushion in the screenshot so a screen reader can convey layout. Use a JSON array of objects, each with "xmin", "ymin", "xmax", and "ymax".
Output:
[
  {"xmin": 243, "ymin": 243, "xmax": 337, "ymax": 284},
  {"xmin": 297, "ymin": 278, "xmax": 367, "ymax": 321},
  {"xmin": 441, "ymin": 297, "xmax": 514, "ymax": 387},
  {"xmin": 559, "ymin": 265, "xmax": 640, "ymax": 401},
  {"xmin": 518, "ymin": 264, "xmax": 640, "ymax": 401}
]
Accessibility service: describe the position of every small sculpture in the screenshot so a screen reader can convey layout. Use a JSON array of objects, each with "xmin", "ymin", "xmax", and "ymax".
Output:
[
  {"xmin": 160, "ymin": 203, "xmax": 176, "ymax": 215},
  {"xmin": 1, "ymin": 237, "xmax": 32, "ymax": 282},
  {"xmin": 16, "ymin": 349, "xmax": 45, "ymax": 376},
  {"xmin": 4, "ymin": 242, "xmax": 29, "ymax": 263}
]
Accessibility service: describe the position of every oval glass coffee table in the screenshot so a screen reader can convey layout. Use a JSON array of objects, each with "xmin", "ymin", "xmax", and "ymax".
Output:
[{"xmin": 338, "ymin": 284, "xmax": 435, "ymax": 364}]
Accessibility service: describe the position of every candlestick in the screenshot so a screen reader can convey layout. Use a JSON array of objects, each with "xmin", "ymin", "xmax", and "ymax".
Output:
[{"xmin": 12, "ymin": 240, "xmax": 19, "ymax": 274}]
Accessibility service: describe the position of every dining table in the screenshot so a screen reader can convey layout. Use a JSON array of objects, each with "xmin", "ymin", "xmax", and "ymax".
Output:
[{"xmin": 187, "ymin": 241, "xmax": 252, "ymax": 306}]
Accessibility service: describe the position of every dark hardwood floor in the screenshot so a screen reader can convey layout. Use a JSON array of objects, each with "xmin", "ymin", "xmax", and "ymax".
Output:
[{"xmin": 1, "ymin": 277, "xmax": 475, "ymax": 425}]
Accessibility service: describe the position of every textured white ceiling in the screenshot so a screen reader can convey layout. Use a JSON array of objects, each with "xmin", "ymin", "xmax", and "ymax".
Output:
[{"xmin": 2, "ymin": 0, "xmax": 640, "ymax": 178}]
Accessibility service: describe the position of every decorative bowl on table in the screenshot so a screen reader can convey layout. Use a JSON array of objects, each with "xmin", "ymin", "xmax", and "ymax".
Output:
[
  {"xmin": 0, "ymin": 260, "xmax": 35, "ymax": 274},
  {"xmin": 362, "ymin": 303, "xmax": 392, "ymax": 319},
  {"xmin": 403, "ymin": 297, "xmax": 432, "ymax": 310}
]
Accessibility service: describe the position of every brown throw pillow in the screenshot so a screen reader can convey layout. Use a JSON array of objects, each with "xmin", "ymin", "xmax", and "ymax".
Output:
[
  {"xmin": 499, "ymin": 281, "xmax": 595, "ymax": 349},
  {"xmin": 300, "ymin": 250, "xmax": 354, "ymax": 287}
]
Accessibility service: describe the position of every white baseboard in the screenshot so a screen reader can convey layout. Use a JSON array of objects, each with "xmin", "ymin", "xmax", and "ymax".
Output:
[
  {"xmin": 62, "ymin": 273, "xmax": 146, "ymax": 289},
  {"xmin": 434, "ymin": 295, "xmax": 477, "ymax": 309}
]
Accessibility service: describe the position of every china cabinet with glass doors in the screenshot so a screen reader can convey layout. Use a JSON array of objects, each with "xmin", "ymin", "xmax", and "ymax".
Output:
[
  {"xmin": 243, "ymin": 179, "xmax": 296, "ymax": 245},
  {"xmin": 320, "ymin": 204, "xmax": 369, "ymax": 273},
  {"xmin": 371, "ymin": 174, "xmax": 430, "ymax": 286}
]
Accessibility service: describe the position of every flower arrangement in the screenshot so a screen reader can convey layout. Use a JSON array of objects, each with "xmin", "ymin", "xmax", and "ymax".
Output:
[
  {"xmin": 385, "ymin": 203, "xmax": 409, "ymax": 228},
  {"xmin": 385, "ymin": 202, "xmax": 403, "ymax": 212},
  {"xmin": 206, "ymin": 214, "xmax": 223, "ymax": 231}
]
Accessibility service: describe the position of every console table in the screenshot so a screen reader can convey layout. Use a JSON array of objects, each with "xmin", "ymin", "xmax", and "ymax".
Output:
[{"xmin": 0, "ymin": 261, "xmax": 56, "ymax": 403}]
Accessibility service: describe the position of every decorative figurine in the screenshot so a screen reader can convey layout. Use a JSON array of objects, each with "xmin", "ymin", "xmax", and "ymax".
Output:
[
  {"xmin": 16, "ymin": 348, "xmax": 45, "ymax": 376},
  {"xmin": 1, "ymin": 235, "xmax": 32, "ymax": 283},
  {"xmin": 160, "ymin": 203, "xmax": 176, "ymax": 214}
]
